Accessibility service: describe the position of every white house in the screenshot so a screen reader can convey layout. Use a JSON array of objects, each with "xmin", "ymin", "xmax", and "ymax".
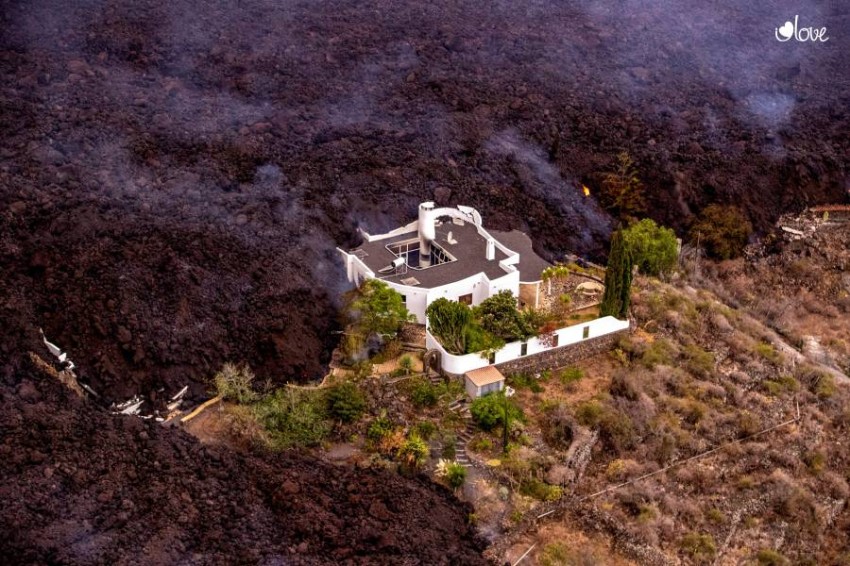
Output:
[
  {"xmin": 337, "ymin": 201, "xmax": 551, "ymax": 324},
  {"xmin": 338, "ymin": 201, "xmax": 631, "ymax": 392}
]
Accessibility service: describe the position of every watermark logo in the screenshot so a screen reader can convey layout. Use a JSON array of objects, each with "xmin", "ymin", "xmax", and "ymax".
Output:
[{"xmin": 775, "ymin": 15, "xmax": 829, "ymax": 42}]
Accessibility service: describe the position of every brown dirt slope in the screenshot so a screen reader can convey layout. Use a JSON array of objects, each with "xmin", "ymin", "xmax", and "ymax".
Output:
[{"xmin": 0, "ymin": 356, "xmax": 487, "ymax": 565}]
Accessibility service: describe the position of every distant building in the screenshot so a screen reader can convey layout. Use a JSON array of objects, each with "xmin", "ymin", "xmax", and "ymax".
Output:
[{"xmin": 338, "ymin": 202, "xmax": 551, "ymax": 324}]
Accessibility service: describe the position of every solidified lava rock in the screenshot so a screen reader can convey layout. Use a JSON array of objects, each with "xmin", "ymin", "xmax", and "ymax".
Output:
[
  {"xmin": 0, "ymin": 356, "xmax": 487, "ymax": 565},
  {"xmin": 0, "ymin": 0, "xmax": 848, "ymax": 397}
]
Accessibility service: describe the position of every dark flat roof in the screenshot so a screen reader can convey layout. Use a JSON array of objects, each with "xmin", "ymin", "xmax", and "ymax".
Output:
[
  {"xmin": 353, "ymin": 220, "xmax": 510, "ymax": 288},
  {"xmin": 488, "ymin": 229, "xmax": 551, "ymax": 282}
]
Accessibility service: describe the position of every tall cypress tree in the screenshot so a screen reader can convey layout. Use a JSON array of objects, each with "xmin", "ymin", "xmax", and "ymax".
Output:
[{"xmin": 600, "ymin": 229, "xmax": 633, "ymax": 319}]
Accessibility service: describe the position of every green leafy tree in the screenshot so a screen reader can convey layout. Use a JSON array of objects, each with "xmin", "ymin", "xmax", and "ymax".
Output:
[
  {"xmin": 622, "ymin": 218, "xmax": 679, "ymax": 276},
  {"xmin": 349, "ymin": 279, "xmax": 415, "ymax": 339},
  {"xmin": 470, "ymin": 391, "xmax": 524, "ymax": 431},
  {"xmin": 426, "ymin": 297, "xmax": 473, "ymax": 354},
  {"xmin": 601, "ymin": 152, "xmax": 646, "ymax": 220},
  {"xmin": 600, "ymin": 229, "xmax": 633, "ymax": 319},
  {"xmin": 464, "ymin": 324, "xmax": 505, "ymax": 356},
  {"xmin": 326, "ymin": 381, "xmax": 366, "ymax": 423},
  {"xmin": 690, "ymin": 205, "xmax": 753, "ymax": 260},
  {"xmin": 474, "ymin": 290, "xmax": 537, "ymax": 342}
]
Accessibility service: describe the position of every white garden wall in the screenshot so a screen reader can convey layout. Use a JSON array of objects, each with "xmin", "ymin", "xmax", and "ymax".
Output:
[{"xmin": 427, "ymin": 316, "xmax": 631, "ymax": 376}]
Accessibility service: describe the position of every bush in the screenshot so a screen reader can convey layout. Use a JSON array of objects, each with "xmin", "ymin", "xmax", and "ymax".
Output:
[
  {"xmin": 684, "ymin": 344, "xmax": 715, "ymax": 378},
  {"xmin": 367, "ymin": 414, "xmax": 394, "ymax": 443},
  {"xmin": 519, "ymin": 478, "xmax": 563, "ymax": 501},
  {"xmin": 254, "ymin": 388, "xmax": 330, "ymax": 449},
  {"xmin": 681, "ymin": 532, "xmax": 717, "ymax": 563},
  {"xmin": 599, "ymin": 410, "xmax": 637, "ymax": 453},
  {"xmin": 641, "ymin": 339, "xmax": 676, "ymax": 368},
  {"xmin": 441, "ymin": 433, "xmax": 457, "ymax": 459},
  {"xmin": 414, "ymin": 420, "xmax": 437, "ymax": 440},
  {"xmin": 398, "ymin": 355, "xmax": 414, "ymax": 374},
  {"xmin": 575, "ymin": 400, "xmax": 604, "ymax": 427},
  {"xmin": 410, "ymin": 378, "xmax": 440, "ymax": 407},
  {"xmin": 508, "ymin": 372, "xmax": 543, "ymax": 393},
  {"xmin": 559, "ymin": 366, "xmax": 584, "ymax": 385},
  {"xmin": 397, "ymin": 434, "xmax": 429, "ymax": 469},
  {"xmin": 471, "ymin": 437, "xmax": 495, "ymax": 454},
  {"xmin": 470, "ymin": 391, "xmax": 524, "ymax": 431},
  {"xmin": 474, "ymin": 290, "xmax": 538, "ymax": 342},
  {"xmin": 444, "ymin": 461, "xmax": 467, "ymax": 489},
  {"xmin": 609, "ymin": 370, "xmax": 639, "ymax": 400},
  {"xmin": 690, "ymin": 204, "xmax": 752, "ymax": 260},
  {"xmin": 622, "ymin": 218, "xmax": 679, "ymax": 276},
  {"xmin": 326, "ymin": 381, "xmax": 366, "ymax": 423},
  {"xmin": 213, "ymin": 362, "xmax": 258, "ymax": 404}
]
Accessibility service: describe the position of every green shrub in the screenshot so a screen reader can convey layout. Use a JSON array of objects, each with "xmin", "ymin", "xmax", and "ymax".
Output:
[
  {"xmin": 468, "ymin": 437, "xmax": 493, "ymax": 452},
  {"xmin": 410, "ymin": 378, "xmax": 440, "ymax": 407},
  {"xmin": 397, "ymin": 434, "xmax": 429, "ymax": 469},
  {"xmin": 213, "ymin": 362, "xmax": 258, "ymax": 404},
  {"xmin": 254, "ymin": 388, "xmax": 330, "ymax": 449},
  {"xmin": 559, "ymin": 366, "xmax": 584, "ymax": 385},
  {"xmin": 706, "ymin": 508, "xmax": 725, "ymax": 524},
  {"xmin": 326, "ymin": 381, "xmax": 366, "ymax": 423},
  {"xmin": 815, "ymin": 373, "xmax": 837, "ymax": 399},
  {"xmin": 520, "ymin": 478, "xmax": 563, "ymax": 501},
  {"xmin": 755, "ymin": 342, "xmax": 782, "ymax": 364},
  {"xmin": 599, "ymin": 410, "xmax": 636, "ymax": 452},
  {"xmin": 684, "ymin": 344, "xmax": 715, "ymax": 378},
  {"xmin": 414, "ymin": 420, "xmax": 437, "ymax": 440},
  {"xmin": 367, "ymin": 414, "xmax": 394, "ymax": 443},
  {"xmin": 642, "ymin": 339, "xmax": 676, "ymax": 368},
  {"xmin": 470, "ymin": 392, "xmax": 524, "ymax": 431},
  {"xmin": 398, "ymin": 355, "xmax": 414, "ymax": 374},
  {"xmin": 444, "ymin": 461, "xmax": 467, "ymax": 489},
  {"xmin": 762, "ymin": 375, "xmax": 799, "ymax": 396},
  {"xmin": 508, "ymin": 372, "xmax": 543, "ymax": 393},
  {"xmin": 681, "ymin": 532, "xmax": 717, "ymax": 563},
  {"xmin": 347, "ymin": 279, "xmax": 415, "ymax": 340},
  {"xmin": 575, "ymin": 400, "xmax": 604, "ymax": 427},
  {"xmin": 441, "ymin": 433, "xmax": 457, "ymax": 459}
]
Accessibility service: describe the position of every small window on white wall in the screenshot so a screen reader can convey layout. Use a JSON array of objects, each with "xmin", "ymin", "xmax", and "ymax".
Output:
[
  {"xmin": 520, "ymin": 343, "xmax": 528, "ymax": 356},
  {"xmin": 582, "ymin": 326, "xmax": 590, "ymax": 339}
]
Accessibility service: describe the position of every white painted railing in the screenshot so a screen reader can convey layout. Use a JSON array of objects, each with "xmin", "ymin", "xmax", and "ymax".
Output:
[{"xmin": 426, "ymin": 316, "xmax": 630, "ymax": 375}]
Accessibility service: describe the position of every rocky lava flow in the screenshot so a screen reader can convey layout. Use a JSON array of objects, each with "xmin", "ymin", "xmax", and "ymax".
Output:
[
  {"xmin": 0, "ymin": 355, "xmax": 487, "ymax": 565},
  {"xmin": 1, "ymin": 0, "xmax": 849, "ymax": 397}
]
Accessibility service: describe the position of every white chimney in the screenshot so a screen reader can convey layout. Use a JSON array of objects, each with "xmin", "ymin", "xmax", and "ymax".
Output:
[
  {"xmin": 418, "ymin": 201, "xmax": 435, "ymax": 267},
  {"xmin": 486, "ymin": 238, "xmax": 495, "ymax": 260}
]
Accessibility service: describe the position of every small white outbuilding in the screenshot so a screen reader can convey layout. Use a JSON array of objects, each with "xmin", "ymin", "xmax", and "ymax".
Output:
[{"xmin": 464, "ymin": 366, "xmax": 506, "ymax": 399}]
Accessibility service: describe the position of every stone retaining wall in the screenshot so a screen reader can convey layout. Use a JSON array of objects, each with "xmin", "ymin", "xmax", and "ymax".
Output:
[{"xmin": 495, "ymin": 331, "xmax": 626, "ymax": 375}]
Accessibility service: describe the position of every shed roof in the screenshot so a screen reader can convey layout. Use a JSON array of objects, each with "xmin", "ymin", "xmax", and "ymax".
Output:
[{"xmin": 465, "ymin": 366, "xmax": 505, "ymax": 387}]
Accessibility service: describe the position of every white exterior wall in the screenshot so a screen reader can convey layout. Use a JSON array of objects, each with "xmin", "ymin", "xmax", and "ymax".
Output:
[{"xmin": 428, "ymin": 316, "xmax": 631, "ymax": 375}]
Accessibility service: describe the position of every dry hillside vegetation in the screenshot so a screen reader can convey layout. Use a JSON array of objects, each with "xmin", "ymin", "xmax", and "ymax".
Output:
[{"xmin": 477, "ymin": 262, "xmax": 850, "ymax": 564}]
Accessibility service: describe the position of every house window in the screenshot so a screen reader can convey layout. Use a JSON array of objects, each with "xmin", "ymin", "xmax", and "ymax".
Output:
[
  {"xmin": 400, "ymin": 295, "xmax": 407, "ymax": 305},
  {"xmin": 458, "ymin": 293, "xmax": 472, "ymax": 305},
  {"xmin": 520, "ymin": 342, "xmax": 528, "ymax": 356},
  {"xmin": 582, "ymin": 326, "xmax": 590, "ymax": 339},
  {"xmin": 488, "ymin": 351, "xmax": 496, "ymax": 364},
  {"xmin": 551, "ymin": 334, "xmax": 559, "ymax": 348}
]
